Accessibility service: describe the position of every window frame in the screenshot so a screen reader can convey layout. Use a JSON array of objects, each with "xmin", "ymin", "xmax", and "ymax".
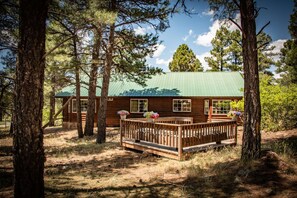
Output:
[
  {"xmin": 130, "ymin": 99, "xmax": 148, "ymax": 113},
  {"xmin": 212, "ymin": 99, "xmax": 231, "ymax": 115},
  {"xmin": 172, "ymin": 99, "xmax": 192, "ymax": 112},
  {"xmin": 72, "ymin": 99, "xmax": 95, "ymax": 113}
]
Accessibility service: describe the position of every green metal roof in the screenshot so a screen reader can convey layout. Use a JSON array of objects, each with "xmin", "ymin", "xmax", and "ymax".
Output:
[{"xmin": 56, "ymin": 72, "xmax": 244, "ymax": 97}]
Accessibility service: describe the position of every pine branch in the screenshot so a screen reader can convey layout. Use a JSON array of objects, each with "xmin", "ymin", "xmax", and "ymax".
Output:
[
  {"xmin": 43, "ymin": 35, "xmax": 76, "ymax": 59},
  {"xmin": 257, "ymin": 41, "xmax": 270, "ymax": 50},
  {"xmin": 257, "ymin": 21, "xmax": 270, "ymax": 36},
  {"xmin": 228, "ymin": 17, "xmax": 243, "ymax": 32}
]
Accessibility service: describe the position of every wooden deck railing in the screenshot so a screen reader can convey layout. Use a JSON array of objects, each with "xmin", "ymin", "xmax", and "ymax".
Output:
[{"xmin": 120, "ymin": 117, "xmax": 237, "ymax": 160}]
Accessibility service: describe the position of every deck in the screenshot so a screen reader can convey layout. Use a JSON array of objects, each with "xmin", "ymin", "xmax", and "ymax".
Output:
[{"xmin": 120, "ymin": 117, "xmax": 237, "ymax": 160}]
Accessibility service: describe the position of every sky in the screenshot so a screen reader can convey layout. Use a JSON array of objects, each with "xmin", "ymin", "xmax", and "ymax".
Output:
[{"xmin": 144, "ymin": 0, "xmax": 294, "ymax": 73}]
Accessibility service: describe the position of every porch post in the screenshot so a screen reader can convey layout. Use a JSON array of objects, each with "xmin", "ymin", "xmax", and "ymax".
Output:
[{"xmin": 178, "ymin": 126, "xmax": 183, "ymax": 160}]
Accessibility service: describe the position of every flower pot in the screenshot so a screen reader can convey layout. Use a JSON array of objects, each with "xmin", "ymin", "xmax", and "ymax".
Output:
[{"xmin": 120, "ymin": 115, "xmax": 127, "ymax": 120}]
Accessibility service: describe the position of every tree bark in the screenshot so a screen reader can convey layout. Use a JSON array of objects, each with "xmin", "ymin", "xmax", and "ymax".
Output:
[
  {"xmin": 48, "ymin": 76, "xmax": 56, "ymax": 126},
  {"xmin": 13, "ymin": 0, "xmax": 49, "ymax": 197},
  {"xmin": 240, "ymin": 0, "xmax": 261, "ymax": 162},
  {"xmin": 97, "ymin": 23, "xmax": 115, "ymax": 144},
  {"xmin": 84, "ymin": 28, "xmax": 102, "ymax": 136},
  {"xmin": 73, "ymin": 37, "xmax": 84, "ymax": 138}
]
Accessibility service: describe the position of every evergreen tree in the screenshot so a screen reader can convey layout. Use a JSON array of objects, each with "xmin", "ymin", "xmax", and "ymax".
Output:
[
  {"xmin": 226, "ymin": 29, "xmax": 243, "ymax": 71},
  {"xmin": 209, "ymin": 0, "xmax": 262, "ymax": 162},
  {"xmin": 14, "ymin": 0, "xmax": 49, "ymax": 197},
  {"xmin": 97, "ymin": 0, "xmax": 171, "ymax": 143},
  {"xmin": 169, "ymin": 44, "xmax": 202, "ymax": 72},
  {"xmin": 276, "ymin": 0, "xmax": 297, "ymax": 84},
  {"xmin": 205, "ymin": 27, "xmax": 230, "ymax": 71}
]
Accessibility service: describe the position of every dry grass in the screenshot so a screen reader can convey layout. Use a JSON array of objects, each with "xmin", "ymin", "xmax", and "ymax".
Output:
[{"xmin": 0, "ymin": 127, "xmax": 297, "ymax": 197}]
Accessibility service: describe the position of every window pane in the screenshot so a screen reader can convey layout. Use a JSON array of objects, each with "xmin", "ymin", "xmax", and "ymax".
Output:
[
  {"xmin": 173, "ymin": 99, "xmax": 191, "ymax": 112},
  {"xmin": 212, "ymin": 100, "xmax": 231, "ymax": 114},
  {"xmin": 130, "ymin": 99, "xmax": 148, "ymax": 113},
  {"xmin": 131, "ymin": 100, "xmax": 138, "ymax": 112},
  {"xmin": 204, "ymin": 100, "xmax": 209, "ymax": 115}
]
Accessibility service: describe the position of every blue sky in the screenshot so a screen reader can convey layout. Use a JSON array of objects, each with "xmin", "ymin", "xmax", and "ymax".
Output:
[{"xmin": 144, "ymin": 0, "xmax": 294, "ymax": 72}]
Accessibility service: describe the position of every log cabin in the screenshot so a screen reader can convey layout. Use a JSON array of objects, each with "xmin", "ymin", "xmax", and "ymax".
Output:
[{"xmin": 56, "ymin": 72, "xmax": 244, "ymax": 128}]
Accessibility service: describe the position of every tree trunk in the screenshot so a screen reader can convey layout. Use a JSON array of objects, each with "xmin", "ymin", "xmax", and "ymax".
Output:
[
  {"xmin": 13, "ymin": 0, "xmax": 49, "ymax": 197},
  {"xmin": 48, "ymin": 77, "xmax": 56, "ymax": 127},
  {"xmin": 240, "ymin": 0, "xmax": 261, "ymax": 162},
  {"xmin": 84, "ymin": 28, "xmax": 102, "ymax": 136},
  {"xmin": 73, "ymin": 37, "xmax": 84, "ymax": 138},
  {"xmin": 97, "ymin": 23, "xmax": 115, "ymax": 144}
]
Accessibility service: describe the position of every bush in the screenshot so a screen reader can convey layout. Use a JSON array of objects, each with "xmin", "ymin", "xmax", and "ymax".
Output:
[{"xmin": 260, "ymin": 75, "xmax": 297, "ymax": 131}]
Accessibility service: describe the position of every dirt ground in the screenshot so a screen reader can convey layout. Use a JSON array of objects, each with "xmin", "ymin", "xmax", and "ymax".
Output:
[{"xmin": 0, "ymin": 127, "xmax": 297, "ymax": 198}]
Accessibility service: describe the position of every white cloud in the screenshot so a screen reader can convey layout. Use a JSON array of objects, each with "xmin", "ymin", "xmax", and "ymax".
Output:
[
  {"xmin": 270, "ymin": 39, "xmax": 286, "ymax": 54},
  {"xmin": 195, "ymin": 14, "xmax": 241, "ymax": 47},
  {"xmin": 156, "ymin": 57, "xmax": 172, "ymax": 65},
  {"xmin": 196, "ymin": 52, "xmax": 211, "ymax": 71},
  {"xmin": 183, "ymin": 29, "xmax": 194, "ymax": 41},
  {"xmin": 134, "ymin": 27, "xmax": 146, "ymax": 35},
  {"xmin": 194, "ymin": 20, "xmax": 220, "ymax": 47},
  {"xmin": 269, "ymin": 39, "xmax": 286, "ymax": 62},
  {"xmin": 202, "ymin": 9, "xmax": 214, "ymax": 16},
  {"xmin": 153, "ymin": 44, "xmax": 166, "ymax": 58}
]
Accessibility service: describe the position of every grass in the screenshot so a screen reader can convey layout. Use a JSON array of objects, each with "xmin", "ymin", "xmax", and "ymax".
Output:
[{"xmin": 0, "ymin": 127, "xmax": 297, "ymax": 197}]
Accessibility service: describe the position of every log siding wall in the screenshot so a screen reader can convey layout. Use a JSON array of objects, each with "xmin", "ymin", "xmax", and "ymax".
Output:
[{"xmin": 61, "ymin": 96, "xmax": 242, "ymax": 127}]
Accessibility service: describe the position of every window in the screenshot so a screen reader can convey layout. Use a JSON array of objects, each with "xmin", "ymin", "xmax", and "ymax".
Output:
[
  {"xmin": 72, "ymin": 99, "xmax": 91, "ymax": 113},
  {"xmin": 130, "ymin": 99, "xmax": 148, "ymax": 113},
  {"xmin": 204, "ymin": 100, "xmax": 209, "ymax": 115},
  {"xmin": 173, "ymin": 99, "xmax": 191, "ymax": 112},
  {"xmin": 212, "ymin": 100, "xmax": 231, "ymax": 115}
]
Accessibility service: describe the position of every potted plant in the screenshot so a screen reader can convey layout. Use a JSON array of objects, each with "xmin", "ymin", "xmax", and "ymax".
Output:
[
  {"xmin": 117, "ymin": 110, "xmax": 130, "ymax": 120},
  {"xmin": 143, "ymin": 111, "xmax": 159, "ymax": 122}
]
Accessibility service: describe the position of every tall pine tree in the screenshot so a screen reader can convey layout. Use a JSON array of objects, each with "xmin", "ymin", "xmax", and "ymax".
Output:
[{"xmin": 169, "ymin": 44, "xmax": 202, "ymax": 72}]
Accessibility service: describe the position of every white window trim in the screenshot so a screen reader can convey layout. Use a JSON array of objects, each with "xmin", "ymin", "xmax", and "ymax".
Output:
[
  {"xmin": 172, "ymin": 99, "xmax": 192, "ymax": 112},
  {"xmin": 212, "ymin": 99, "xmax": 231, "ymax": 115},
  {"xmin": 130, "ymin": 99, "xmax": 148, "ymax": 113},
  {"xmin": 72, "ymin": 99, "xmax": 96, "ymax": 113}
]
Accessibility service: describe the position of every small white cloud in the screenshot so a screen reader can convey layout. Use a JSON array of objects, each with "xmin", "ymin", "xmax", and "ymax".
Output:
[
  {"xmin": 189, "ymin": 29, "xmax": 193, "ymax": 35},
  {"xmin": 196, "ymin": 52, "xmax": 211, "ymax": 71},
  {"xmin": 202, "ymin": 9, "xmax": 214, "ymax": 16},
  {"xmin": 182, "ymin": 29, "xmax": 194, "ymax": 41},
  {"xmin": 153, "ymin": 44, "xmax": 166, "ymax": 58},
  {"xmin": 156, "ymin": 57, "xmax": 172, "ymax": 65},
  {"xmin": 134, "ymin": 27, "xmax": 146, "ymax": 35}
]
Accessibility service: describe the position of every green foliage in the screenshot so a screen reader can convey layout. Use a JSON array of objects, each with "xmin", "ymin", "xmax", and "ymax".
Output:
[
  {"xmin": 205, "ymin": 26, "xmax": 275, "ymax": 73},
  {"xmin": 169, "ymin": 44, "xmax": 202, "ymax": 72},
  {"xmin": 289, "ymin": 0, "xmax": 297, "ymax": 39},
  {"xmin": 230, "ymin": 99, "xmax": 244, "ymax": 112},
  {"xmin": 260, "ymin": 75, "xmax": 297, "ymax": 131}
]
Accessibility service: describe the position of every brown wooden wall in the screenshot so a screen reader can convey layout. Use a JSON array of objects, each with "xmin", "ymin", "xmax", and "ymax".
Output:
[{"xmin": 61, "ymin": 96, "xmax": 242, "ymax": 127}]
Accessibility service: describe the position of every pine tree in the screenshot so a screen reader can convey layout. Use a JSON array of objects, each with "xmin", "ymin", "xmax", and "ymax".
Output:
[
  {"xmin": 208, "ymin": 0, "xmax": 262, "ymax": 162},
  {"xmin": 14, "ymin": 0, "xmax": 49, "ymax": 197},
  {"xmin": 276, "ymin": 0, "xmax": 297, "ymax": 84},
  {"xmin": 169, "ymin": 44, "xmax": 202, "ymax": 72},
  {"xmin": 205, "ymin": 27, "xmax": 230, "ymax": 71}
]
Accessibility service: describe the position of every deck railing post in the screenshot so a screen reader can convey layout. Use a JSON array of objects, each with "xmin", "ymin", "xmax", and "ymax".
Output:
[
  {"xmin": 120, "ymin": 119, "xmax": 123, "ymax": 147},
  {"xmin": 178, "ymin": 126, "xmax": 183, "ymax": 160},
  {"xmin": 234, "ymin": 122, "xmax": 237, "ymax": 145}
]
